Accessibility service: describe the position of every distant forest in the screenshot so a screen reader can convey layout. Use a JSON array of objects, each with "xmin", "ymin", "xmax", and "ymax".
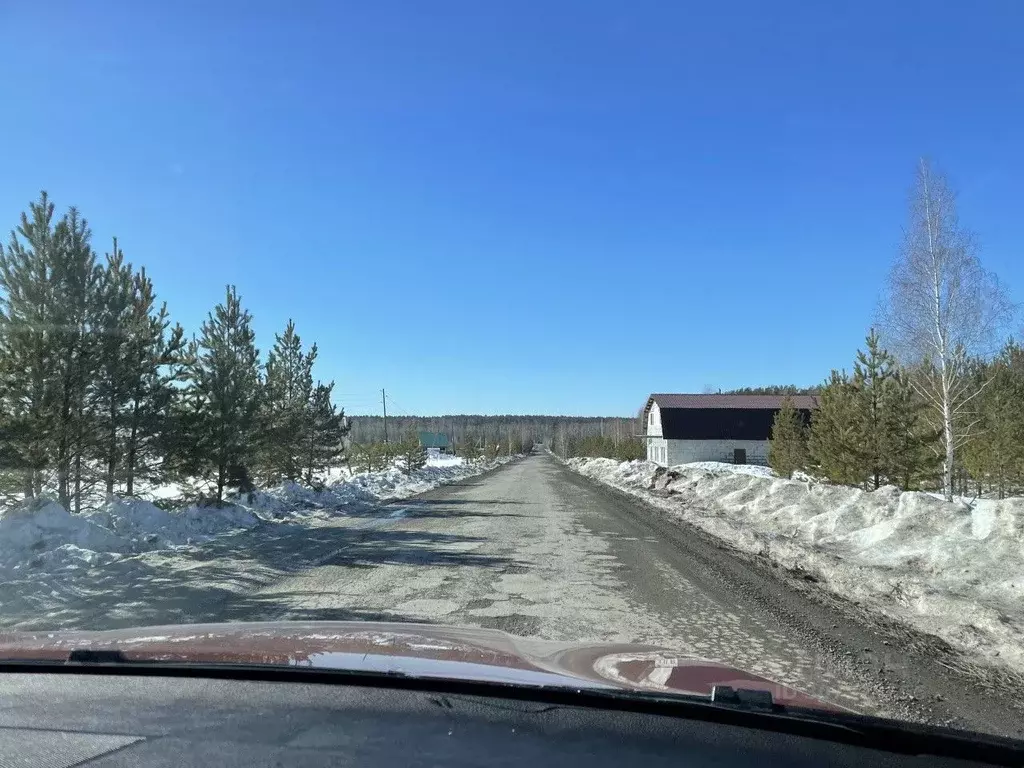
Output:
[
  {"xmin": 348, "ymin": 415, "xmax": 641, "ymax": 449},
  {"xmin": 721, "ymin": 386, "xmax": 820, "ymax": 395}
]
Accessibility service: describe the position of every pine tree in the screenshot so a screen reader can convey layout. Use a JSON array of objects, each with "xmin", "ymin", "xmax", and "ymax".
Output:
[
  {"xmin": 398, "ymin": 428, "xmax": 427, "ymax": 474},
  {"xmin": 163, "ymin": 337, "xmax": 208, "ymax": 482},
  {"xmin": 852, "ymin": 329, "xmax": 904, "ymax": 489},
  {"xmin": 93, "ymin": 240, "xmax": 135, "ymax": 495},
  {"xmin": 260, "ymin": 320, "xmax": 316, "ymax": 483},
  {"xmin": 459, "ymin": 434, "xmax": 480, "ymax": 461},
  {"xmin": 886, "ymin": 369, "xmax": 941, "ymax": 491},
  {"xmin": 51, "ymin": 207, "xmax": 100, "ymax": 511},
  {"xmin": 962, "ymin": 343, "xmax": 1024, "ymax": 497},
  {"xmin": 192, "ymin": 286, "xmax": 261, "ymax": 503},
  {"xmin": 302, "ymin": 381, "xmax": 348, "ymax": 485},
  {"xmin": 808, "ymin": 371, "xmax": 866, "ymax": 486},
  {"xmin": 768, "ymin": 396, "xmax": 808, "ymax": 478},
  {"xmin": 122, "ymin": 270, "xmax": 183, "ymax": 496},
  {"xmin": 0, "ymin": 195, "xmax": 100, "ymax": 509},
  {"xmin": 0, "ymin": 193, "xmax": 58, "ymax": 498},
  {"xmin": 810, "ymin": 332, "xmax": 939, "ymax": 491}
]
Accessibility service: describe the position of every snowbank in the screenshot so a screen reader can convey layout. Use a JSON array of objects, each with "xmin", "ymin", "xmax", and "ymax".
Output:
[
  {"xmin": 245, "ymin": 456, "xmax": 504, "ymax": 519},
  {"xmin": 0, "ymin": 498, "xmax": 262, "ymax": 575},
  {"xmin": 0, "ymin": 502, "xmax": 124, "ymax": 569},
  {"xmin": 0, "ymin": 455, "xmax": 513, "ymax": 576},
  {"xmin": 568, "ymin": 458, "xmax": 1024, "ymax": 676},
  {"xmin": 86, "ymin": 498, "xmax": 261, "ymax": 547}
]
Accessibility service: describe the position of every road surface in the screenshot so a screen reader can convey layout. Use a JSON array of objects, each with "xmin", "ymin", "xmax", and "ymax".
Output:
[
  {"xmin": 6, "ymin": 452, "xmax": 1023, "ymax": 737},
  {"xmin": 246, "ymin": 452, "xmax": 1023, "ymax": 736}
]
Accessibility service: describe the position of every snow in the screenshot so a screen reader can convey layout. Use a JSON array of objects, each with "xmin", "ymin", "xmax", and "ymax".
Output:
[
  {"xmin": 86, "ymin": 498, "xmax": 262, "ymax": 546},
  {"xmin": 0, "ymin": 497, "xmax": 263, "ymax": 574},
  {"xmin": 0, "ymin": 455, "xmax": 512, "ymax": 585},
  {"xmin": 679, "ymin": 461, "xmax": 776, "ymax": 479},
  {"xmin": 425, "ymin": 455, "xmax": 465, "ymax": 468},
  {"xmin": 241, "ymin": 455, "xmax": 495, "ymax": 519},
  {"xmin": 568, "ymin": 458, "xmax": 1024, "ymax": 677},
  {"xmin": 0, "ymin": 502, "xmax": 124, "ymax": 567}
]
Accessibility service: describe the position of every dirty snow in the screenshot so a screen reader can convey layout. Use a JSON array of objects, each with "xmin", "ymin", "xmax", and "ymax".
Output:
[
  {"xmin": 0, "ymin": 455, "xmax": 507, "ymax": 582},
  {"xmin": 568, "ymin": 458, "xmax": 1024, "ymax": 677}
]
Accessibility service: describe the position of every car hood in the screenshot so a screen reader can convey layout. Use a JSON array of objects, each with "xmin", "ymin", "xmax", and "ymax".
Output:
[{"xmin": 0, "ymin": 621, "xmax": 839, "ymax": 712}]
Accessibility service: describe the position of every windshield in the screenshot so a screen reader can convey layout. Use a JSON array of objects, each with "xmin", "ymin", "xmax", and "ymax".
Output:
[{"xmin": 1, "ymin": 0, "xmax": 1022, "ymax": 743}]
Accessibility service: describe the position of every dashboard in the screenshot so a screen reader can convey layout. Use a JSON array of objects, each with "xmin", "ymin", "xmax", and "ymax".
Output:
[{"xmin": 0, "ymin": 671, "xmax": 1012, "ymax": 766}]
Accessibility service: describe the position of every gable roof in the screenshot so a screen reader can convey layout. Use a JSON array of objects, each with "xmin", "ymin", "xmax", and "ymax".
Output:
[
  {"xmin": 418, "ymin": 431, "xmax": 450, "ymax": 448},
  {"xmin": 646, "ymin": 393, "xmax": 819, "ymax": 411}
]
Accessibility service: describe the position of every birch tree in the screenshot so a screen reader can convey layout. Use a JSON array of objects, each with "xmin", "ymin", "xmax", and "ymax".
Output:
[{"xmin": 880, "ymin": 159, "xmax": 1013, "ymax": 500}]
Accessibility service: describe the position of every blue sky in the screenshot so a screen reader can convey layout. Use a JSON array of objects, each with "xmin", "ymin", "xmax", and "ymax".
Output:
[{"xmin": 2, "ymin": 2, "xmax": 1023, "ymax": 416}]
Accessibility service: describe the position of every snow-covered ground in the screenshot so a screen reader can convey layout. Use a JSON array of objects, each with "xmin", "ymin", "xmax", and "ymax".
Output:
[
  {"xmin": 0, "ymin": 455, "xmax": 507, "ymax": 595},
  {"xmin": 567, "ymin": 458, "xmax": 1024, "ymax": 678}
]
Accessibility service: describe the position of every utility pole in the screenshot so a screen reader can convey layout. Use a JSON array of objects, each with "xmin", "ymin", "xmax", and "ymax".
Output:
[{"xmin": 382, "ymin": 388, "xmax": 389, "ymax": 444}]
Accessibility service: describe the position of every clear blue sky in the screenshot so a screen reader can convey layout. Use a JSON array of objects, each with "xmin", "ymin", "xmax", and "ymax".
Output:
[{"xmin": 2, "ymin": 2, "xmax": 1022, "ymax": 416}]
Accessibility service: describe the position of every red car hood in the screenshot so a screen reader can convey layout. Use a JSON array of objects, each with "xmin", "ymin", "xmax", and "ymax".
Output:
[{"xmin": 0, "ymin": 621, "xmax": 839, "ymax": 712}]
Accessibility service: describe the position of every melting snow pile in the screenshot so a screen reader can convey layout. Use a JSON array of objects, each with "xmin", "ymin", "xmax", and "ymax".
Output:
[
  {"xmin": 0, "ymin": 498, "xmax": 262, "ymax": 575},
  {"xmin": 246, "ymin": 455, "xmax": 503, "ymax": 518},
  {"xmin": 87, "ymin": 498, "xmax": 261, "ymax": 546},
  {"xmin": 0, "ymin": 502, "xmax": 125, "ymax": 572},
  {"xmin": 343, "ymin": 458, "xmax": 486, "ymax": 501},
  {"xmin": 0, "ymin": 454, "xmax": 508, "ymax": 576},
  {"xmin": 568, "ymin": 458, "xmax": 1024, "ymax": 677}
]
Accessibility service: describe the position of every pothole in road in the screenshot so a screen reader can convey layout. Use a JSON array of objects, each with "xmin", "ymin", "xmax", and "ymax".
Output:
[{"xmin": 465, "ymin": 598, "xmax": 493, "ymax": 610}]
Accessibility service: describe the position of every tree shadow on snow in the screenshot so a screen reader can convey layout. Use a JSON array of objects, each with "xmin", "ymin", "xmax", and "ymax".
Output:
[{"xmin": 0, "ymin": 520, "xmax": 524, "ymax": 632}]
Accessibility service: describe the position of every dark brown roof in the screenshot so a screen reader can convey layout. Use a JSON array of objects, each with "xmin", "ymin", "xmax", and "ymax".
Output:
[{"xmin": 647, "ymin": 393, "xmax": 819, "ymax": 410}]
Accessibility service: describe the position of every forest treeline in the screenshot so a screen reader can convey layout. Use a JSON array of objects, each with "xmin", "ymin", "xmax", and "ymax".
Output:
[
  {"xmin": 0, "ymin": 193, "xmax": 348, "ymax": 509},
  {"xmin": 349, "ymin": 415, "xmax": 640, "ymax": 454}
]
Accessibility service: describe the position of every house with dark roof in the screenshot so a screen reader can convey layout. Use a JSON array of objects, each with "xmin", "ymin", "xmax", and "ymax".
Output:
[
  {"xmin": 642, "ymin": 394, "xmax": 818, "ymax": 466},
  {"xmin": 418, "ymin": 431, "xmax": 451, "ymax": 458}
]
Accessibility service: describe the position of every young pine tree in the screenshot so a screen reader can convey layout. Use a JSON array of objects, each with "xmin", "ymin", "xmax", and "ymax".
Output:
[
  {"xmin": 768, "ymin": 396, "xmax": 808, "ymax": 478},
  {"xmin": 302, "ymin": 381, "xmax": 348, "ymax": 485},
  {"xmin": 808, "ymin": 371, "xmax": 866, "ymax": 486},
  {"xmin": 883, "ymin": 366, "xmax": 941, "ymax": 491},
  {"xmin": 398, "ymin": 429, "xmax": 427, "ymax": 474},
  {"xmin": 192, "ymin": 286, "xmax": 261, "ymax": 503},
  {"xmin": 260, "ymin": 320, "xmax": 316, "ymax": 483},
  {"xmin": 93, "ymin": 240, "xmax": 135, "ymax": 496},
  {"xmin": 122, "ymin": 270, "xmax": 184, "ymax": 496},
  {"xmin": 851, "ymin": 329, "xmax": 906, "ymax": 489},
  {"xmin": 459, "ymin": 435, "xmax": 480, "ymax": 461},
  {"xmin": 961, "ymin": 345, "xmax": 1024, "ymax": 498}
]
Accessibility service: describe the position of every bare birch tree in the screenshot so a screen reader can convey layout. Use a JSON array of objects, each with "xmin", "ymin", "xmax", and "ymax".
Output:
[{"xmin": 880, "ymin": 158, "xmax": 1013, "ymax": 500}]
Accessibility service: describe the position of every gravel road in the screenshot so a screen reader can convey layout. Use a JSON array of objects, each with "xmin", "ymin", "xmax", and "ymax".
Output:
[{"xmin": 249, "ymin": 452, "xmax": 1024, "ymax": 738}]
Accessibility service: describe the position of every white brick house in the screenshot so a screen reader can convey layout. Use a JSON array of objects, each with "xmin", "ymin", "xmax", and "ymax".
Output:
[{"xmin": 643, "ymin": 394, "xmax": 818, "ymax": 467}]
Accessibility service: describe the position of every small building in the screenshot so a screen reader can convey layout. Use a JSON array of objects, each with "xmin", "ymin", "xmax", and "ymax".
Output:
[
  {"xmin": 418, "ymin": 431, "xmax": 451, "ymax": 459},
  {"xmin": 642, "ymin": 393, "xmax": 817, "ymax": 466}
]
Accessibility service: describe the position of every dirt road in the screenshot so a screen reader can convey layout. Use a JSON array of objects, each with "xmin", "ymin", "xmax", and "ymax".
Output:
[{"xmin": 249, "ymin": 453, "xmax": 1024, "ymax": 737}]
